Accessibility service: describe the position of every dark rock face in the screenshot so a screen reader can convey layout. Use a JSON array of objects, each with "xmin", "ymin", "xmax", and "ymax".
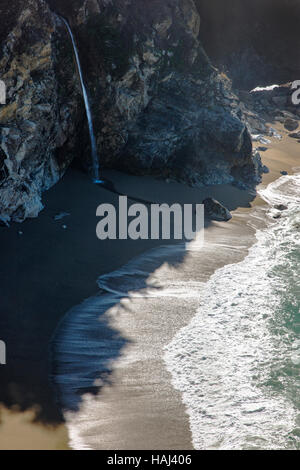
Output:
[
  {"xmin": 0, "ymin": 0, "xmax": 262, "ymax": 223},
  {"xmin": 118, "ymin": 82, "xmax": 254, "ymax": 188},
  {"xmin": 0, "ymin": 0, "xmax": 83, "ymax": 223},
  {"xmin": 49, "ymin": 0, "xmax": 256, "ymax": 187},
  {"xmin": 284, "ymin": 118, "xmax": 299, "ymax": 132},
  {"xmin": 235, "ymin": 82, "xmax": 300, "ymax": 144},
  {"xmin": 195, "ymin": 0, "xmax": 300, "ymax": 90},
  {"xmin": 202, "ymin": 197, "xmax": 232, "ymax": 222}
]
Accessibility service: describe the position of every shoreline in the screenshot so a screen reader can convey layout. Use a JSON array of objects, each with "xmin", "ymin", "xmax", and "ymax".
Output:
[{"xmin": 0, "ymin": 124, "xmax": 298, "ymax": 449}]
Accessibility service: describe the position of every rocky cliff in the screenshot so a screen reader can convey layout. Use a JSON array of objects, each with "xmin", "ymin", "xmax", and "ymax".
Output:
[
  {"xmin": 0, "ymin": 0, "xmax": 83, "ymax": 224},
  {"xmin": 196, "ymin": 0, "xmax": 300, "ymax": 89},
  {"xmin": 0, "ymin": 0, "xmax": 263, "ymax": 223}
]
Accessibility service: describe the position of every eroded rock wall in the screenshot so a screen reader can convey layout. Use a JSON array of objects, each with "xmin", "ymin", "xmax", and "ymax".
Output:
[
  {"xmin": 49, "ymin": 0, "xmax": 257, "ymax": 186},
  {"xmin": 0, "ymin": 0, "xmax": 262, "ymax": 223},
  {"xmin": 0, "ymin": 0, "xmax": 82, "ymax": 224}
]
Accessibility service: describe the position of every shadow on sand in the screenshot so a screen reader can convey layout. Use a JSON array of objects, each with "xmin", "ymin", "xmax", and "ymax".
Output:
[{"xmin": 0, "ymin": 168, "xmax": 256, "ymax": 424}]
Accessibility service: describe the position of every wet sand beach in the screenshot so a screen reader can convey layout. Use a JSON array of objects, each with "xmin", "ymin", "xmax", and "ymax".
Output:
[{"xmin": 0, "ymin": 123, "xmax": 298, "ymax": 449}]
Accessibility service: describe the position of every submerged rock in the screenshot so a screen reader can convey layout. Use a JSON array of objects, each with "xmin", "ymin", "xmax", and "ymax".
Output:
[
  {"xmin": 270, "ymin": 210, "xmax": 282, "ymax": 220},
  {"xmin": 54, "ymin": 212, "xmax": 71, "ymax": 221},
  {"xmin": 202, "ymin": 198, "xmax": 232, "ymax": 222},
  {"xmin": 274, "ymin": 204, "xmax": 288, "ymax": 211}
]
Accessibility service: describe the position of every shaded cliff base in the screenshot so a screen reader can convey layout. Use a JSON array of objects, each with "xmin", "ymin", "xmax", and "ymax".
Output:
[
  {"xmin": 196, "ymin": 0, "xmax": 300, "ymax": 90},
  {"xmin": 0, "ymin": 121, "xmax": 299, "ymax": 449}
]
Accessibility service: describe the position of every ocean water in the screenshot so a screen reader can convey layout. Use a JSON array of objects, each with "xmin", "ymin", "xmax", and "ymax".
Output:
[
  {"xmin": 165, "ymin": 173, "xmax": 300, "ymax": 450},
  {"xmin": 52, "ymin": 173, "xmax": 300, "ymax": 450}
]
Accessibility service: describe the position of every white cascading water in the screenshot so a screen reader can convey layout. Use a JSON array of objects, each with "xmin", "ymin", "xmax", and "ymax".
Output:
[{"xmin": 61, "ymin": 17, "xmax": 100, "ymax": 181}]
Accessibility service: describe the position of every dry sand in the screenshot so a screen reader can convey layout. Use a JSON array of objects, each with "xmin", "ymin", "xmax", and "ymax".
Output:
[
  {"xmin": 0, "ymin": 123, "xmax": 298, "ymax": 450},
  {"xmin": 0, "ymin": 406, "xmax": 69, "ymax": 450}
]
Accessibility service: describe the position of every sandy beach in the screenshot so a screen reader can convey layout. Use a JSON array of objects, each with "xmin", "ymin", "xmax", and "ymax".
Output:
[{"xmin": 0, "ymin": 123, "xmax": 299, "ymax": 450}]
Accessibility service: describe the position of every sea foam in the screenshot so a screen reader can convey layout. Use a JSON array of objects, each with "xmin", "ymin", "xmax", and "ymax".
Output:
[
  {"xmin": 52, "ymin": 175, "xmax": 300, "ymax": 450},
  {"xmin": 165, "ymin": 174, "xmax": 300, "ymax": 449}
]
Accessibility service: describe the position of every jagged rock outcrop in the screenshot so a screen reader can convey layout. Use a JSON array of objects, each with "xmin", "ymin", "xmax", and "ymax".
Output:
[
  {"xmin": 50, "ymin": 0, "xmax": 258, "ymax": 186},
  {"xmin": 1, "ymin": 0, "xmax": 263, "ymax": 223},
  {"xmin": 202, "ymin": 198, "xmax": 232, "ymax": 222},
  {"xmin": 0, "ymin": 0, "xmax": 82, "ymax": 224},
  {"xmin": 235, "ymin": 82, "xmax": 300, "ymax": 141}
]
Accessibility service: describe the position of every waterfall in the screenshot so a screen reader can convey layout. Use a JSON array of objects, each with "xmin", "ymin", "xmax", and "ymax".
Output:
[{"xmin": 61, "ymin": 17, "xmax": 100, "ymax": 182}]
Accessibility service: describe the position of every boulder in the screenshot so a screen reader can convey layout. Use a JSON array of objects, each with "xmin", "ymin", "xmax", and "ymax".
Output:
[
  {"xmin": 202, "ymin": 198, "xmax": 232, "ymax": 222},
  {"xmin": 284, "ymin": 118, "xmax": 299, "ymax": 132},
  {"xmin": 262, "ymin": 165, "xmax": 270, "ymax": 174},
  {"xmin": 289, "ymin": 132, "xmax": 300, "ymax": 139},
  {"xmin": 274, "ymin": 204, "xmax": 288, "ymax": 211},
  {"xmin": 270, "ymin": 210, "xmax": 281, "ymax": 219}
]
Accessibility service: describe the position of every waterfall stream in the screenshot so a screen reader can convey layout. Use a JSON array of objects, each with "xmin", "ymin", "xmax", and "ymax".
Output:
[{"xmin": 61, "ymin": 17, "xmax": 100, "ymax": 182}]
